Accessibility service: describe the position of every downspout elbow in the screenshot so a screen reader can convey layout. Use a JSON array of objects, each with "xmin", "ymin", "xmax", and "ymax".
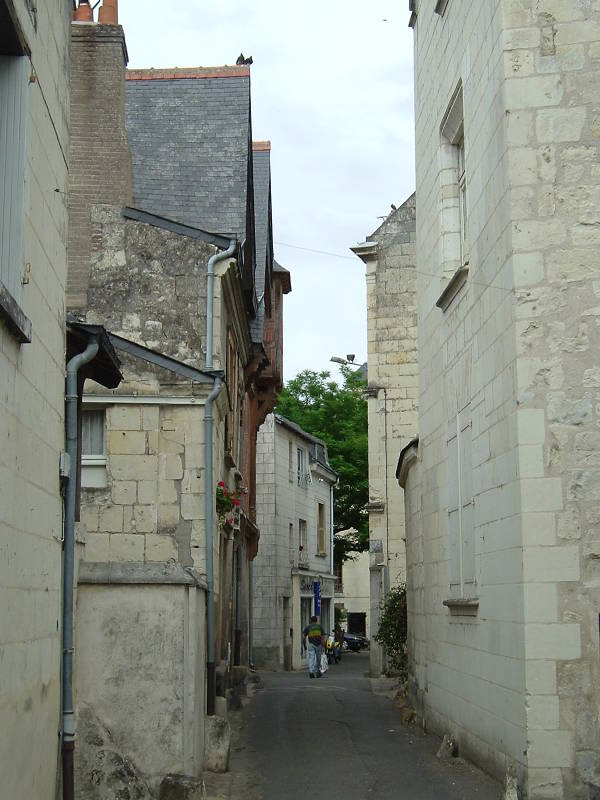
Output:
[{"xmin": 206, "ymin": 240, "xmax": 236, "ymax": 372}]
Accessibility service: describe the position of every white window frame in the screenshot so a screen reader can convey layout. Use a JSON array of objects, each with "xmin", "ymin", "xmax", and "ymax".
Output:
[
  {"xmin": 81, "ymin": 407, "xmax": 107, "ymax": 488},
  {"xmin": 316, "ymin": 501, "xmax": 326, "ymax": 556},
  {"xmin": 446, "ymin": 404, "xmax": 475, "ymax": 601},
  {"xmin": 297, "ymin": 446, "xmax": 305, "ymax": 486},
  {"xmin": 0, "ymin": 10, "xmax": 32, "ymax": 343}
]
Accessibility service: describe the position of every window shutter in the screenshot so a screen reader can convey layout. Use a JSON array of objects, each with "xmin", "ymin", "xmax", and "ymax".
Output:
[{"xmin": 0, "ymin": 55, "xmax": 29, "ymax": 302}]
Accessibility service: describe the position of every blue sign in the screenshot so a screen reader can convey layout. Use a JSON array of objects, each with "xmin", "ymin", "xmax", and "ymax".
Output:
[{"xmin": 313, "ymin": 580, "xmax": 321, "ymax": 616}]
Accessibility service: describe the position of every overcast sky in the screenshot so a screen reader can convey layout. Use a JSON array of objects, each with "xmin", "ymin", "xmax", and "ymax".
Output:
[{"xmin": 118, "ymin": 1, "xmax": 416, "ymax": 382}]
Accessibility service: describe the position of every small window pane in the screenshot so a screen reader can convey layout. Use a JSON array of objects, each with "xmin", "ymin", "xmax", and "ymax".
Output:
[{"xmin": 82, "ymin": 410, "xmax": 105, "ymax": 456}]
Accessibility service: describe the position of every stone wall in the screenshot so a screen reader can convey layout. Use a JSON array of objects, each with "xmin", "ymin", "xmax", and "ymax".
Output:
[
  {"xmin": 410, "ymin": 0, "xmax": 600, "ymax": 795},
  {"xmin": 68, "ymin": 22, "xmax": 132, "ymax": 309},
  {"xmin": 0, "ymin": 2, "xmax": 71, "ymax": 797},
  {"xmin": 354, "ymin": 193, "xmax": 418, "ymax": 674}
]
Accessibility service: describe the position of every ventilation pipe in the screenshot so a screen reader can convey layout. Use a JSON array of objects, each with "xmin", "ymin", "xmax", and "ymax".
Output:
[
  {"xmin": 204, "ymin": 240, "xmax": 236, "ymax": 716},
  {"xmin": 62, "ymin": 337, "xmax": 99, "ymax": 800}
]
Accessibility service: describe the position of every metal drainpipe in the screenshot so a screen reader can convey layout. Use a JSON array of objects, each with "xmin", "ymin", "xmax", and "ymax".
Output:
[
  {"xmin": 205, "ymin": 240, "xmax": 236, "ymax": 716},
  {"xmin": 233, "ymin": 536, "xmax": 242, "ymax": 666},
  {"xmin": 248, "ymin": 559, "xmax": 254, "ymax": 668},
  {"xmin": 63, "ymin": 337, "xmax": 99, "ymax": 800}
]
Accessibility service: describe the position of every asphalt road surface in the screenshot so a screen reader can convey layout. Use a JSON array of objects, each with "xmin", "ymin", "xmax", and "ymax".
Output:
[{"xmin": 225, "ymin": 651, "xmax": 502, "ymax": 800}]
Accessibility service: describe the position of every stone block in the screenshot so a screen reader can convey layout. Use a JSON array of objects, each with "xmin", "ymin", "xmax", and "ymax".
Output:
[
  {"xmin": 137, "ymin": 480, "xmax": 157, "ymax": 505},
  {"xmin": 525, "ymin": 623, "xmax": 581, "ymax": 660},
  {"xmin": 520, "ymin": 478, "xmax": 564, "ymax": 512},
  {"xmin": 112, "ymin": 481, "xmax": 136, "ymax": 505},
  {"xmin": 527, "ymin": 730, "xmax": 573, "ymax": 768},
  {"xmin": 81, "ymin": 504, "xmax": 99, "ymax": 533},
  {"xmin": 537, "ymin": 106, "xmax": 586, "ymax": 143},
  {"xmin": 145, "ymin": 533, "xmax": 178, "ymax": 561},
  {"xmin": 109, "ymin": 533, "xmax": 144, "ymax": 562},
  {"xmin": 108, "ymin": 430, "xmax": 146, "ymax": 455},
  {"xmin": 110, "ymin": 455, "xmax": 157, "ymax": 481},
  {"xmin": 505, "ymin": 75, "xmax": 563, "ymax": 109},
  {"xmin": 523, "ymin": 546, "xmax": 580, "ymax": 582},
  {"xmin": 109, "ymin": 406, "xmax": 141, "ymax": 431},
  {"xmin": 526, "ymin": 660, "xmax": 556, "ymax": 695},
  {"xmin": 159, "ymin": 479, "xmax": 177, "ymax": 504},
  {"xmin": 160, "ymin": 453, "xmax": 183, "ymax": 480},
  {"xmin": 158, "ymin": 504, "xmax": 180, "ymax": 528},
  {"xmin": 523, "ymin": 583, "xmax": 558, "ymax": 621},
  {"xmin": 134, "ymin": 505, "xmax": 156, "ymax": 533},
  {"xmin": 99, "ymin": 505, "xmax": 123, "ymax": 533},
  {"xmin": 527, "ymin": 768, "xmax": 564, "ymax": 800},
  {"xmin": 526, "ymin": 695, "xmax": 559, "ymax": 730},
  {"xmin": 142, "ymin": 406, "xmax": 159, "ymax": 430},
  {"xmin": 85, "ymin": 533, "xmax": 110, "ymax": 562},
  {"xmin": 181, "ymin": 493, "xmax": 204, "ymax": 520}
]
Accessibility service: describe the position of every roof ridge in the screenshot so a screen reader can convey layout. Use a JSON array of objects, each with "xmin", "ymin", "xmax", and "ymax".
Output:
[{"xmin": 126, "ymin": 65, "xmax": 250, "ymax": 81}]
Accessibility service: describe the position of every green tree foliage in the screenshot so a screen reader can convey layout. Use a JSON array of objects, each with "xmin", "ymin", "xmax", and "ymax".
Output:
[
  {"xmin": 275, "ymin": 367, "xmax": 368, "ymax": 561},
  {"xmin": 374, "ymin": 583, "xmax": 408, "ymax": 677}
]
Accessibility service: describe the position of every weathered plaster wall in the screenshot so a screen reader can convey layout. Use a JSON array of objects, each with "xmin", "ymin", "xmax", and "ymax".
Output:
[
  {"xmin": 75, "ymin": 582, "xmax": 206, "ymax": 794},
  {"xmin": 0, "ymin": 2, "xmax": 71, "ymax": 797}
]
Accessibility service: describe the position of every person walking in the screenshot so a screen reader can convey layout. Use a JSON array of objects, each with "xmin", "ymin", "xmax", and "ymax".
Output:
[{"xmin": 303, "ymin": 615, "xmax": 325, "ymax": 678}]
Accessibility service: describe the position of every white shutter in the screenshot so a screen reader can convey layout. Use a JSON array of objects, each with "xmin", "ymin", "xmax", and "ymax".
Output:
[
  {"xmin": 0, "ymin": 55, "xmax": 29, "ymax": 302},
  {"xmin": 447, "ymin": 420, "xmax": 460, "ymax": 593},
  {"xmin": 459, "ymin": 408, "xmax": 474, "ymax": 589}
]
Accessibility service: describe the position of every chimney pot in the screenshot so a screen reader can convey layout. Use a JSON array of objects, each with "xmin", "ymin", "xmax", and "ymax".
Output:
[
  {"xmin": 98, "ymin": 0, "xmax": 118, "ymax": 24},
  {"xmin": 74, "ymin": 2, "xmax": 94, "ymax": 22}
]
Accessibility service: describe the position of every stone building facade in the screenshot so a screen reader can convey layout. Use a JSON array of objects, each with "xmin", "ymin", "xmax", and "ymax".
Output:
[
  {"xmin": 351, "ymin": 194, "xmax": 418, "ymax": 675},
  {"xmin": 254, "ymin": 414, "xmax": 338, "ymax": 671},
  {"xmin": 0, "ymin": 2, "xmax": 72, "ymax": 796},
  {"xmin": 398, "ymin": 1, "xmax": 600, "ymax": 797},
  {"xmin": 65, "ymin": 8, "xmax": 288, "ymax": 794}
]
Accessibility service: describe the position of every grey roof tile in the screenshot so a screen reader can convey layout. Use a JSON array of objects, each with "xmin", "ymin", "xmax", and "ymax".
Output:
[{"xmin": 125, "ymin": 72, "xmax": 252, "ymax": 241}]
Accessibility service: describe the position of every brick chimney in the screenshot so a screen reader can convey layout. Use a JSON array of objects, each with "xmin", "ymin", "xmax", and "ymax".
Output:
[{"xmin": 67, "ymin": 1, "xmax": 132, "ymax": 310}]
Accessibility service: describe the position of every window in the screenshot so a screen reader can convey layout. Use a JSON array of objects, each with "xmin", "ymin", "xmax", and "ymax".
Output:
[
  {"xmin": 446, "ymin": 404, "xmax": 475, "ymax": 601},
  {"xmin": 299, "ymin": 518, "xmax": 307, "ymax": 557},
  {"xmin": 297, "ymin": 447, "xmax": 305, "ymax": 486},
  {"xmin": 439, "ymin": 83, "xmax": 468, "ymax": 278},
  {"xmin": 225, "ymin": 329, "xmax": 240, "ymax": 464},
  {"xmin": 81, "ymin": 408, "xmax": 107, "ymax": 488},
  {"xmin": 457, "ymin": 134, "xmax": 468, "ymax": 265},
  {"xmin": 288, "ymin": 440, "xmax": 293, "ymax": 482},
  {"xmin": 317, "ymin": 502, "xmax": 326, "ymax": 555},
  {"xmin": 0, "ymin": 3, "xmax": 31, "ymax": 343},
  {"xmin": 289, "ymin": 522, "xmax": 294, "ymax": 563}
]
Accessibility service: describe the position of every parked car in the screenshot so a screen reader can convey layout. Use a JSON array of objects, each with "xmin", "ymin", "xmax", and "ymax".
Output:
[{"xmin": 343, "ymin": 632, "xmax": 369, "ymax": 652}]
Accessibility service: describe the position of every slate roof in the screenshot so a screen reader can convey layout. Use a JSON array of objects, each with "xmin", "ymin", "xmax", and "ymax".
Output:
[
  {"xmin": 249, "ymin": 142, "xmax": 273, "ymax": 344},
  {"xmin": 125, "ymin": 67, "xmax": 252, "ymax": 241}
]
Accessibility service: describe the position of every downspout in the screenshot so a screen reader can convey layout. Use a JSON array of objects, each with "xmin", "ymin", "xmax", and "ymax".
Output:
[
  {"xmin": 62, "ymin": 337, "xmax": 99, "ymax": 800},
  {"xmin": 248, "ymin": 559, "xmax": 254, "ymax": 668},
  {"xmin": 205, "ymin": 240, "xmax": 236, "ymax": 717},
  {"xmin": 233, "ymin": 535, "xmax": 242, "ymax": 665}
]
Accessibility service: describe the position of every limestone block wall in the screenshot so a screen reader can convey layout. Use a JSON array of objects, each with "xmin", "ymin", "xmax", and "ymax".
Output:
[
  {"xmin": 411, "ymin": 0, "xmax": 600, "ymax": 795},
  {"xmin": 364, "ymin": 195, "xmax": 418, "ymax": 589},
  {"xmin": 82, "ymin": 400, "xmax": 210, "ymax": 571},
  {"xmin": 0, "ymin": 2, "xmax": 71, "ymax": 797},
  {"xmin": 503, "ymin": 2, "xmax": 600, "ymax": 795},
  {"xmin": 412, "ymin": 0, "xmax": 525, "ymax": 783}
]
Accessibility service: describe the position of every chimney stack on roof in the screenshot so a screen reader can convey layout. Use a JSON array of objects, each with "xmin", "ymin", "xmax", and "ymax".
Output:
[{"xmin": 73, "ymin": 0, "xmax": 119, "ymax": 24}]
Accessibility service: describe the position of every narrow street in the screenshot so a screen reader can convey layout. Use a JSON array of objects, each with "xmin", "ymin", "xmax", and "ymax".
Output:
[{"xmin": 209, "ymin": 652, "xmax": 502, "ymax": 800}]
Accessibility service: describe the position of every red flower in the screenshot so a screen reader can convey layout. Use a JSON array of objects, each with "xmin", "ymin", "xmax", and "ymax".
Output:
[
  {"xmin": 217, "ymin": 481, "xmax": 225, "ymax": 488},
  {"xmin": 233, "ymin": 498, "xmax": 240, "ymax": 507}
]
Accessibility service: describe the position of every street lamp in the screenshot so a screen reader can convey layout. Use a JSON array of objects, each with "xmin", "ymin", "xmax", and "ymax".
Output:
[{"xmin": 330, "ymin": 354, "xmax": 359, "ymax": 366}]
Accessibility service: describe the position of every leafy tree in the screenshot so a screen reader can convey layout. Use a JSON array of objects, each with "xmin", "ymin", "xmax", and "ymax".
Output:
[{"xmin": 275, "ymin": 367, "xmax": 368, "ymax": 561}]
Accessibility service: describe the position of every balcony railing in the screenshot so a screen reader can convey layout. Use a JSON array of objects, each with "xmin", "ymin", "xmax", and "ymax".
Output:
[
  {"xmin": 298, "ymin": 550, "xmax": 309, "ymax": 570},
  {"xmin": 334, "ymin": 577, "xmax": 343, "ymax": 594}
]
